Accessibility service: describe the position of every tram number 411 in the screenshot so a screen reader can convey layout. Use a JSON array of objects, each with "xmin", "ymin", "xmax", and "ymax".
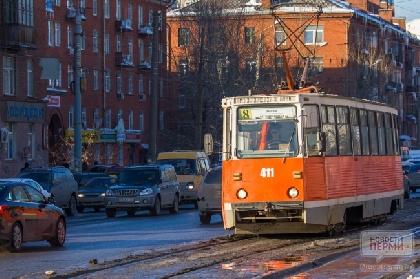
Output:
[{"xmin": 260, "ymin": 168, "xmax": 274, "ymax": 178}]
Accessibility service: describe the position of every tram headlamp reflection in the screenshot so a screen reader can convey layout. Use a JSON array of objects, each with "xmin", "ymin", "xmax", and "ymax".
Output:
[
  {"xmin": 237, "ymin": 188, "xmax": 248, "ymax": 199},
  {"xmin": 287, "ymin": 187, "xmax": 299, "ymax": 198}
]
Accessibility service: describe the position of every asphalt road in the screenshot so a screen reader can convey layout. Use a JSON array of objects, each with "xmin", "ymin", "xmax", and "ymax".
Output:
[{"xmin": 0, "ymin": 205, "xmax": 231, "ymax": 279}]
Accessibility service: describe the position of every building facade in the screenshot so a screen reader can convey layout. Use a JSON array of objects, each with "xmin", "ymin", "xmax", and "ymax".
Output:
[
  {"xmin": 166, "ymin": 0, "xmax": 420, "ymax": 150},
  {"xmin": 0, "ymin": 0, "xmax": 172, "ymax": 177}
]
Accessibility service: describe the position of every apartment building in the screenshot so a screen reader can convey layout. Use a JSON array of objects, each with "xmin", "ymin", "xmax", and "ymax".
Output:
[
  {"xmin": 0, "ymin": 0, "xmax": 171, "ymax": 176},
  {"xmin": 166, "ymin": 0, "xmax": 420, "ymax": 150}
]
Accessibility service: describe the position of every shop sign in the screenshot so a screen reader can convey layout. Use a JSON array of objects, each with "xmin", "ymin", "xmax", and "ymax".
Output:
[
  {"xmin": 6, "ymin": 101, "xmax": 46, "ymax": 123},
  {"xmin": 100, "ymin": 131, "xmax": 117, "ymax": 143},
  {"xmin": 125, "ymin": 132, "xmax": 141, "ymax": 143}
]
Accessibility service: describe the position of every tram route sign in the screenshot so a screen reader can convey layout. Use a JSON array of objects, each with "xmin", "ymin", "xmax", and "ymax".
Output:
[{"xmin": 360, "ymin": 230, "xmax": 414, "ymax": 262}]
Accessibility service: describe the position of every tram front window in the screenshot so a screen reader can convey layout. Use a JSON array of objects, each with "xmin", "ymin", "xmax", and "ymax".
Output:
[{"xmin": 236, "ymin": 106, "xmax": 298, "ymax": 158}]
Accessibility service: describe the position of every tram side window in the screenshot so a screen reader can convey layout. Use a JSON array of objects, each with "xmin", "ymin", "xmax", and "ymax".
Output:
[
  {"xmin": 321, "ymin": 105, "xmax": 337, "ymax": 156},
  {"xmin": 337, "ymin": 106, "xmax": 352, "ymax": 155},
  {"xmin": 392, "ymin": 114, "xmax": 399, "ymax": 155},
  {"xmin": 303, "ymin": 105, "xmax": 320, "ymax": 156},
  {"xmin": 377, "ymin": 112, "xmax": 386, "ymax": 155},
  {"xmin": 350, "ymin": 108, "xmax": 361, "ymax": 155},
  {"xmin": 384, "ymin": 113, "xmax": 394, "ymax": 155},
  {"xmin": 360, "ymin": 109, "xmax": 370, "ymax": 155},
  {"xmin": 368, "ymin": 110, "xmax": 379, "ymax": 155}
]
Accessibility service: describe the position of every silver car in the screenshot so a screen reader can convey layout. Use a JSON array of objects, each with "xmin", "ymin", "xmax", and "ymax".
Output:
[
  {"xmin": 197, "ymin": 166, "xmax": 222, "ymax": 224},
  {"xmin": 404, "ymin": 163, "xmax": 420, "ymax": 194}
]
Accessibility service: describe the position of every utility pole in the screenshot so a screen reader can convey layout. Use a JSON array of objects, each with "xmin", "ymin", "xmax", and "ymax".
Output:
[
  {"xmin": 73, "ymin": 7, "xmax": 83, "ymax": 171},
  {"xmin": 148, "ymin": 11, "xmax": 160, "ymax": 162},
  {"xmin": 195, "ymin": 27, "xmax": 205, "ymax": 150}
]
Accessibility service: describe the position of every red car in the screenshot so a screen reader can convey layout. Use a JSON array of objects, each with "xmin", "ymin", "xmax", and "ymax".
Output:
[{"xmin": 0, "ymin": 181, "xmax": 66, "ymax": 252}]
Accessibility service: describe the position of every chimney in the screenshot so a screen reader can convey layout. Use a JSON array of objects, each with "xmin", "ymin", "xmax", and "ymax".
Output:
[
  {"xmin": 378, "ymin": 8, "xmax": 393, "ymax": 23},
  {"xmin": 392, "ymin": 17, "xmax": 407, "ymax": 31}
]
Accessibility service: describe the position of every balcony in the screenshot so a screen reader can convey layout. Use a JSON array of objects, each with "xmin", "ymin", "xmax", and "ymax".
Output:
[
  {"xmin": 138, "ymin": 60, "xmax": 152, "ymax": 70},
  {"xmin": 115, "ymin": 19, "xmax": 133, "ymax": 31},
  {"xmin": 65, "ymin": 7, "xmax": 86, "ymax": 20},
  {"xmin": 0, "ymin": 24, "xmax": 36, "ymax": 49},
  {"xmin": 138, "ymin": 24, "xmax": 153, "ymax": 36},
  {"xmin": 115, "ymin": 52, "xmax": 134, "ymax": 67}
]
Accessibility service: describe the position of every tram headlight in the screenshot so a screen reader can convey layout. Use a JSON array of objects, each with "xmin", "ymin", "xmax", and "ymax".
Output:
[
  {"xmin": 287, "ymin": 187, "xmax": 299, "ymax": 198},
  {"xmin": 237, "ymin": 188, "xmax": 248, "ymax": 199}
]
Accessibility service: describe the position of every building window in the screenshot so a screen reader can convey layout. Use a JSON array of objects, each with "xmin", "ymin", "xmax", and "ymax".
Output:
[
  {"xmin": 128, "ymin": 73, "xmax": 133, "ymax": 95},
  {"xmin": 208, "ymin": 27, "xmax": 225, "ymax": 48},
  {"xmin": 69, "ymin": 106, "xmax": 74, "ymax": 128},
  {"xmin": 159, "ymin": 78, "xmax": 163, "ymax": 98},
  {"xmin": 309, "ymin": 57, "xmax": 324, "ymax": 75},
  {"xmin": 244, "ymin": 27, "xmax": 255, "ymax": 45},
  {"xmin": 179, "ymin": 59, "xmax": 189, "ymax": 77},
  {"xmin": 304, "ymin": 25, "xmax": 324, "ymax": 45},
  {"xmin": 128, "ymin": 110, "xmax": 133, "ymax": 130},
  {"xmin": 27, "ymin": 60, "xmax": 34, "ymax": 97},
  {"xmin": 139, "ymin": 39, "xmax": 144, "ymax": 61},
  {"xmin": 139, "ymin": 74, "xmax": 144, "ymax": 94},
  {"xmin": 27, "ymin": 124, "xmax": 34, "ymax": 161},
  {"xmin": 104, "ymin": 0, "xmax": 109, "ymax": 18},
  {"xmin": 93, "ymin": 30, "xmax": 98, "ymax": 52},
  {"xmin": 67, "ymin": 25, "xmax": 73, "ymax": 48},
  {"xmin": 68, "ymin": 66, "xmax": 73, "ymax": 89},
  {"xmin": 179, "ymin": 89, "xmax": 186, "ymax": 109},
  {"xmin": 245, "ymin": 58, "xmax": 257, "ymax": 78},
  {"xmin": 275, "ymin": 26, "xmax": 286, "ymax": 46},
  {"xmin": 93, "ymin": 107, "xmax": 99, "ymax": 128},
  {"xmin": 117, "ymin": 109, "xmax": 122, "ymax": 122},
  {"xmin": 81, "ymin": 106, "xmax": 87, "ymax": 128},
  {"xmin": 93, "ymin": 0, "xmax": 97, "ymax": 15},
  {"xmin": 148, "ymin": 80, "xmax": 151, "ymax": 95},
  {"xmin": 55, "ymin": 22, "xmax": 61, "ymax": 46},
  {"xmin": 116, "ymin": 0, "xmax": 121, "ymax": 19},
  {"xmin": 159, "ymin": 111, "xmax": 164, "ymax": 131},
  {"xmin": 116, "ymin": 34, "xmax": 121, "ymax": 52},
  {"xmin": 139, "ymin": 110, "xmax": 144, "ymax": 131},
  {"xmin": 49, "ymin": 63, "xmax": 62, "ymax": 88},
  {"xmin": 128, "ymin": 2, "xmax": 133, "ymax": 20},
  {"xmin": 178, "ymin": 28, "xmax": 190, "ymax": 47},
  {"xmin": 19, "ymin": 0, "xmax": 34, "ymax": 26},
  {"xmin": 105, "ymin": 70, "xmax": 110, "ymax": 92},
  {"xmin": 159, "ymin": 43, "xmax": 163, "ymax": 63},
  {"xmin": 5, "ymin": 123, "xmax": 15, "ymax": 160},
  {"xmin": 138, "ymin": 5, "xmax": 143, "ymax": 27},
  {"xmin": 106, "ymin": 108, "xmax": 111, "ymax": 128},
  {"xmin": 148, "ymin": 9, "xmax": 153, "ymax": 25},
  {"xmin": 129, "ymin": 37, "xmax": 133, "ymax": 59},
  {"xmin": 48, "ymin": 21, "xmax": 54, "ymax": 46},
  {"xmin": 116, "ymin": 71, "xmax": 122, "ymax": 94},
  {"xmin": 105, "ymin": 33, "xmax": 110, "ymax": 54},
  {"xmin": 93, "ymin": 69, "xmax": 99, "ymax": 90},
  {"xmin": 3, "ymin": 57, "xmax": 15, "ymax": 96}
]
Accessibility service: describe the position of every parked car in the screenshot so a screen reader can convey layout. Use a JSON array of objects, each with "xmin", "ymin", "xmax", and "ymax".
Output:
[
  {"xmin": 104, "ymin": 165, "xmax": 180, "ymax": 217},
  {"xmin": 87, "ymin": 164, "xmax": 124, "ymax": 177},
  {"xmin": 0, "ymin": 181, "xmax": 66, "ymax": 252},
  {"xmin": 404, "ymin": 163, "xmax": 420, "ymax": 194},
  {"xmin": 73, "ymin": 172, "xmax": 110, "ymax": 189},
  {"xmin": 77, "ymin": 177, "xmax": 117, "ymax": 213},
  {"xmin": 197, "ymin": 166, "xmax": 222, "ymax": 224},
  {"xmin": 17, "ymin": 167, "xmax": 79, "ymax": 216},
  {"xmin": 0, "ymin": 178, "xmax": 51, "ymax": 199}
]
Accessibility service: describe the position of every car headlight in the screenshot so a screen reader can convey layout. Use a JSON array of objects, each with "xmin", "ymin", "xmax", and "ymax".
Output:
[
  {"xmin": 186, "ymin": 182, "xmax": 194, "ymax": 190},
  {"xmin": 101, "ymin": 193, "xmax": 106, "ymax": 197},
  {"xmin": 287, "ymin": 187, "xmax": 299, "ymax": 198},
  {"xmin": 140, "ymin": 188, "xmax": 153, "ymax": 195},
  {"xmin": 77, "ymin": 193, "xmax": 85, "ymax": 198},
  {"xmin": 105, "ymin": 190, "xmax": 115, "ymax": 196},
  {"xmin": 237, "ymin": 188, "xmax": 247, "ymax": 199}
]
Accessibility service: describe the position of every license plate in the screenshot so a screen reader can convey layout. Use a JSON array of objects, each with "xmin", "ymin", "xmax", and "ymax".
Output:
[{"xmin": 119, "ymin": 197, "xmax": 134, "ymax": 202}]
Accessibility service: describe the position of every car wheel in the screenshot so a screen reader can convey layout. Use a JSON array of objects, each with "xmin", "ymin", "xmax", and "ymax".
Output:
[
  {"xmin": 8, "ymin": 223, "xmax": 23, "ymax": 253},
  {"xmin": 199, "ymin": 213, "xmax": 211, "ymax": 224},
  {"xmin": 127, "ymin": 210, "xmax": 136, "ymax": 217},
  {"xmin": 77, "ymin": 206, "xmax": 84, "ymax": 213},
  {"xmin": 169, "ymin": 196, "xmax": 179, "ymax": 214},
  {"xmin": 106, "ymin": 208, "xmax": 116, "ymax": 218},
  {"xmin": 65, "ymin": 195, "xmax": 77, "ymax": 216},
  {"xmin": 149, "ymin": 197, "xmax": 161, "ymax": 216},
  {"xmin": 49, "ymin": 218, "xmax": 66, "ymax": 247},
  {"xmin": 94, "ymin": 206, "xmax": 101, "ymax": 212}
]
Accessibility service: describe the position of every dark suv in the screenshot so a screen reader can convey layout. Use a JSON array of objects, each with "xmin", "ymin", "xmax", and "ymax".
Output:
[
  {"xmin": 104, "ymin": 165, "xmax": 180, "ymax": 217},
  {"xmin": 18, "ymin": 166, "xmax": 79, "ymax": 216}
]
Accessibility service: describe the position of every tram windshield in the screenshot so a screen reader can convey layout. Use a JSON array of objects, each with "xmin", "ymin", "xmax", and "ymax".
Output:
[{"xmin": 236, "ymin": 105, "xmax": 298, "ymax": 158}]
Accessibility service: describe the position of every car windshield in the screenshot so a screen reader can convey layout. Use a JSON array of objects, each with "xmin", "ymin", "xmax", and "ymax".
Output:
[
  {"xmin": 157, "ymin": 159, "xmax": 196, "ymax": 175},
  {"xmin": 18, "ymin": 172, "xmax": 50, "ymax": 184},
  {"xmin": 118, "ymin": 169, "xmax": 159, "ymax": 185},
  {"xmin": 204, "ymin": 168, "xmax": 222, "ymax": 184},
  {"xmin": 85, "ymin": 179, "xmax": 110, "ymax": 188}
]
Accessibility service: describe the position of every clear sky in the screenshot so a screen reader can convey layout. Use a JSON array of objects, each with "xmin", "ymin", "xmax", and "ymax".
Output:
[{"xmin": 393, "ymin": 0, "xmax": 420, "ymax": 22}]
